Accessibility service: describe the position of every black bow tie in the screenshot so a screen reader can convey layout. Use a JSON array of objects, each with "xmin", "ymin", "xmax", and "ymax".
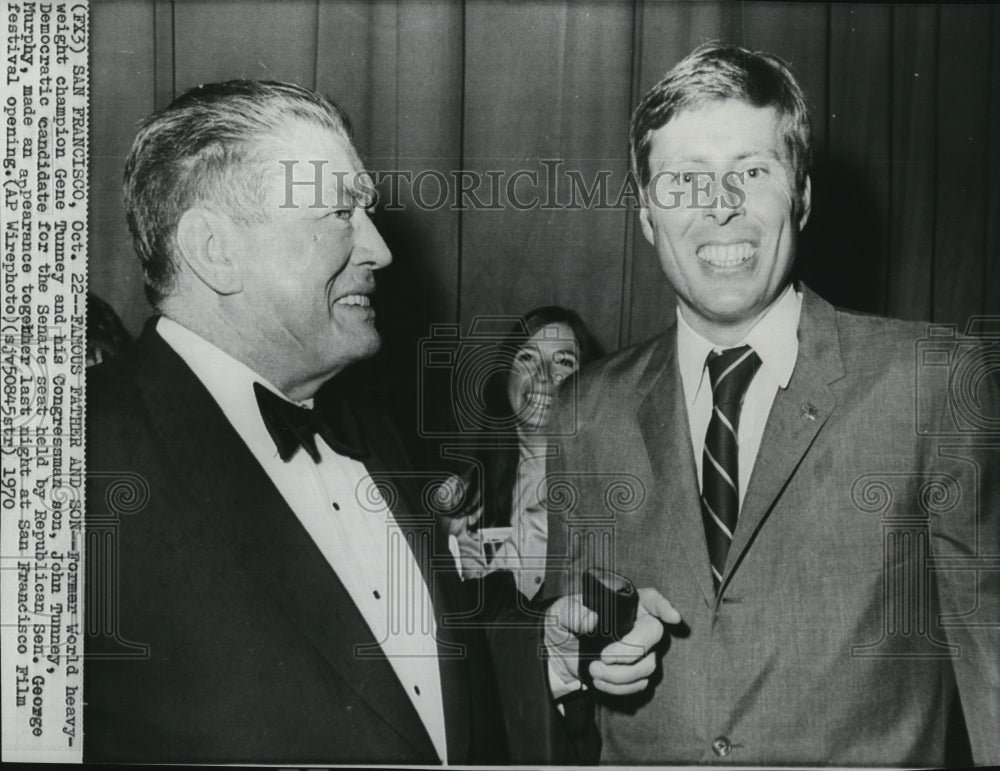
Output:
[{"xmin": 253, "ymin": 382, "xmax": 369, "ymax": 462}]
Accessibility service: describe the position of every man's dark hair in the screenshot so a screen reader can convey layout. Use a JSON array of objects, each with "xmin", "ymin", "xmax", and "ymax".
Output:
[
  {"xmin": 124, "ymin": 80, "xmax": 354, "ymax": 309},
  {"xmin": 629, "ymin": 42, "xmax": 813, "ymax": 202}
]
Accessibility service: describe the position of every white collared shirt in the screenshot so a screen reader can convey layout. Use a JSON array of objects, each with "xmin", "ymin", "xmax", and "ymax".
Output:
[
  {"xmin": 676, "ymin": 285, "xmax": 802, "ymax": 507},
  {"xmin": 157, "ymin": 317, "xmax": 447, "ymax": 762}
]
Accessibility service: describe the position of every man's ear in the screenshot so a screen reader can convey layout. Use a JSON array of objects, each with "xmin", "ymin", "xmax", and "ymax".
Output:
[
  {"xmin": 797, "ymin": 175, "xmax": 812, "ymax": 230},
  {"xmin": 639, "ymin": 202, "xmax": 656, "ymax": 247},
  {"xmin": 175, "ymin": 206, "xmax": 243, "ymax": 296}
]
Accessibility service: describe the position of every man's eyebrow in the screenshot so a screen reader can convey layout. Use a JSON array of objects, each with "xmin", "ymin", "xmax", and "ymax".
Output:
[
  {"xmin": 345, "ymin": 175, "xmax": 377, "ymax": 208},
  {"xmin": 326, "ymin": 182, "xmax": 361, "ymax": 208},
  {"xmin": 659, "ymin": 150, "xmax": 782, "ymax": 165},
  {"xmin": 659, "ymin": 155, "xmax": 711, "ymax": 165},
  {"xmin": 734, "ymin": 149, "xmax": 781, "ymax": 161}
]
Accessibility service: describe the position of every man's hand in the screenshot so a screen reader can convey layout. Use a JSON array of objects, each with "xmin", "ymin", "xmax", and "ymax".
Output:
[{"xmin": 545, "ymin": 587, "xmax": 681, "ymax": 696}]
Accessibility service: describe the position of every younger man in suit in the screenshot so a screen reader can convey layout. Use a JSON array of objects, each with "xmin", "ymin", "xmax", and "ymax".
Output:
[
  {"xmin": 84, "ymin": 81, "xmax": 503, "ymax": 764},
  {"xmin": 543, "ymin": 42, "xmax": 1000, "ymax": 765}
]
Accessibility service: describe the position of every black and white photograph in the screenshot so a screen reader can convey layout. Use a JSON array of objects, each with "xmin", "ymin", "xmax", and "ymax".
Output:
[{"xmin": 3, "ymin": 0, "xmax": 999, "ymax": 767}]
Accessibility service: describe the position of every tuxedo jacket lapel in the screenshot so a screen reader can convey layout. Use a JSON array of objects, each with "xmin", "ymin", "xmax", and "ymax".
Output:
[
  {"xmin": 724, "ymin": 288, "xmax": 845, "ymax": 588},
  {"xmin": 636, "ymin": 330, "xmax": 717, "ymax": 606},
  {"xmin": 128, "ymin": 323, "xmax": 436, "ymax": 758}
]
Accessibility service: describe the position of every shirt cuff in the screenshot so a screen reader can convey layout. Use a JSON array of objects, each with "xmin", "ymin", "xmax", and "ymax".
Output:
[
  {"xmin": 447, "ymin": 534, "xmax": 465, "ymax": 578},
  {"xmin": 547, "ymin": 659, "xmax": 585, "ymax": 701}
]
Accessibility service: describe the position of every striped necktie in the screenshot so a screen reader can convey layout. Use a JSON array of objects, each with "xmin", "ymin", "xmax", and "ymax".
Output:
[{"xmin": 701, "ymin": 345, "xmax": 761, "ymax": 590}]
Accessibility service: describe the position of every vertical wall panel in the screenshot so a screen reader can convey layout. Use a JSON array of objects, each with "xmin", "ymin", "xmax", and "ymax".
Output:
[
  {"xmin": 740, "ymin": 3, "xmax": 830, "ymax": 157},
  {"xmin": 172, "ymin": 0, "xmax": 318, "ymax": 93},
  {"xmin": 379, "ymin": 0, "xmax": 464, "ymax": 320},
  {"xmin": 805, "ymin": 4, "xmax": 892, "ymax": 313},
  {"xmin": 153, "ymin": 0, "xmax": 174, "ymax": 109},
  {"xmin": 887, "ymin": 5, "xmax": 937, "ymax": 321},
  {"xmin": 90, "ymin": 0, "xmax": 158, "ymax": 334},
  {"xmin": 316, "ymin": 0, "xmax": 465, "ymax": 452},
  {"xmin": 314, "ymin": 1, "xmax": 378, "ymax": 150},
  {"xmin": 460, "ymin": 0, "xmax": 634, "ymax": 355},
  {"xmin": 89, "ymin": 0, "xmax": 1000, "ymax": 365},
  {"xmin": 984, "ymin": 6, "xmax": 1000, "ymax": 317},
  {"xmin": 933, "ymin": 5, "xmax": 991, "ymax": 325}
]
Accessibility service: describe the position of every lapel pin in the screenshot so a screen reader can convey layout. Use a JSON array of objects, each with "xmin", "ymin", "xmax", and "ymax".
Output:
[{"xmin": 801, "ymin": 403, "xmax": 817, "ymax": 421}]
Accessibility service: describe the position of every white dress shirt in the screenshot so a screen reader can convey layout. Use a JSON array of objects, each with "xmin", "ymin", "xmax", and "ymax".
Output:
[
  {"xmin": 676, "ymin": 284, "xmax": 802, "ymax": 507},
  {"xmin": 156, "ymin": 317, "xmax": 447, "ymax": 762}
]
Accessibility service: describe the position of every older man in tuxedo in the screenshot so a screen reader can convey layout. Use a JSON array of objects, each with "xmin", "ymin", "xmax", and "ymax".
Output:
[
  {"xmin": 84, "ymin": 80, "xmax": 504, "ymax": 764},
  {"xmin": 543, "ymin": 43, "xmax": 1000, "ymax": 765}
]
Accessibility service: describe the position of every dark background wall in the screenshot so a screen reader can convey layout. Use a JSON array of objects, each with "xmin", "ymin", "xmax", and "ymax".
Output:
[{"xmin": 90, "ymin": 0, "xmax": 1000, "ymax": 456}]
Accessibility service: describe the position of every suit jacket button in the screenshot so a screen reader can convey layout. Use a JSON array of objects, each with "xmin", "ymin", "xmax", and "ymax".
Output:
[{"xmin": 711, "ymin": 736, "xmax": 732, "ymax": 757}]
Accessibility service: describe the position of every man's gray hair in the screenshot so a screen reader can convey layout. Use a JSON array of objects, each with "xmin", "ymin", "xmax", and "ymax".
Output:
[{"xmin": 124, "ymin": 80, "xmax": 354, "ymax": 308}]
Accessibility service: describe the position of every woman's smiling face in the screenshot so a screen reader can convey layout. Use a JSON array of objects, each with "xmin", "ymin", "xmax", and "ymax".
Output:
[{"xmin": 506, "ymin": 322, "xmax": 580, "ymax": 433}]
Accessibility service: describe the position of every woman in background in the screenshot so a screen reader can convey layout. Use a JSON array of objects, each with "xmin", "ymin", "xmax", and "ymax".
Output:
[
  {"xmin": 437, "ymin": 305, "xmax": 602, "ymax": 764},
  {"xmin": 86, "ymin": 292, "xmax": 132, "ymax": 367},
  {"xmin": 443, "ymin": 305, "xmax": 601, "ymax": 606}
]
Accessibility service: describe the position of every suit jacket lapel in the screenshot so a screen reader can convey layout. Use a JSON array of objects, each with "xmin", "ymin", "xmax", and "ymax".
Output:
[
  {"xmin": 724, "ymin": 288, "xmax": 845, "ymax": 587},
  {"xmin": 636, "ymin": 329, "xmax": 717, "ymax": 606},
  {"xmin": 128, "ymin": 322, "xmax": 436, "ymax": 758}
]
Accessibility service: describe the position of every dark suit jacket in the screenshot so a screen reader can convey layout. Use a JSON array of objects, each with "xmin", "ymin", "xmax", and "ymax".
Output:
[
  {"xmin": 83, "ymin": 321, "xmax": 506, "ymax": 764},
  {"xmin": 544, "ymin": 286, "xmax": 1000, "ymax": 765}
]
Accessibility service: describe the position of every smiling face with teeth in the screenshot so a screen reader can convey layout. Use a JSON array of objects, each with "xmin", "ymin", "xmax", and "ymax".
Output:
[
  {"xmin": 225, "ymin": 119, "xmax": 392, "ymax": 400},
  {"xmin": 639, "ymin": 99, "xmax": 811, "ymax": 345},
  {"xmin": 506, "ymin": 322, "xmax": 580, "ymax": 436}
]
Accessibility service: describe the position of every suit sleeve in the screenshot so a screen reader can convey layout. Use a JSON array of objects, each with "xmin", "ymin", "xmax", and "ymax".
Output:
[
  {"xmin": 924, "ymin": 354, "xmax": 1000, "ymax": 763},
  {"xmin": 541, "ymin": 376, "xmax": 581, "ymax": 603}
]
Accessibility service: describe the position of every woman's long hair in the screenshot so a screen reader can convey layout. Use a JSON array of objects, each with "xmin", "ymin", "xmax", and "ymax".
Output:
[{"xmin": 464, "ymin": 306, "xmax": 601, "ymax": 529}]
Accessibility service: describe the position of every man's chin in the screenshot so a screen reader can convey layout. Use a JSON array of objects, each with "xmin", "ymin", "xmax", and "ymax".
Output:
[
  {"xmin": 319, "ymin": 332, "xmax": 382, "ymax": 373},
  {"xmin": 694, "ymin": 293, "xmax": 767, "ymax": 325},
  {"xmin": 353, "ymin": 333, "xmax": 382, "ymax": 361}
]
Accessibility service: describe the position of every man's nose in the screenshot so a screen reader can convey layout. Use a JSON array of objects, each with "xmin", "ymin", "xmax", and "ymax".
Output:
[
  {"xmin": 352, "ymin": 210, "xmax": 393, "ymax": 269},
  {"xmin": 702, "ymin": 173, "xmax": 744, "ymax": 225}
]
